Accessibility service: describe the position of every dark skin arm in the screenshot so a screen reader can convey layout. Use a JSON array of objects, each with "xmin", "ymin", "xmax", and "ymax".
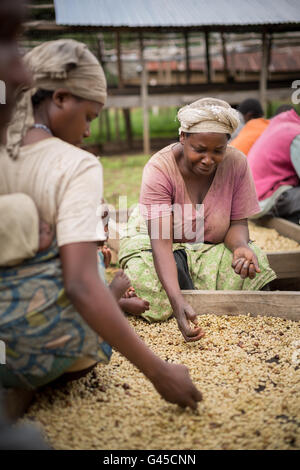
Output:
[
  {"xmin": 59, "ymin": 241, "xmax": 202, "ymax": 410},
  {"xmin": 224, "ymin": 219, "xmax": 260, "ymax": 279},
  {"xmin": 148, "ymin": 215, "xmax": 205, "ymax": 342}
]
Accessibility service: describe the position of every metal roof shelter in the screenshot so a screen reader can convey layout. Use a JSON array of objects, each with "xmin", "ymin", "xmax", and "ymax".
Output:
[
  {"xmin": 26, "ymin": 1, "xmax": 300, "ymax": 153},
  {"xmin": 54, "ymin": 0, "xmax": 300, "ymax": 31}
]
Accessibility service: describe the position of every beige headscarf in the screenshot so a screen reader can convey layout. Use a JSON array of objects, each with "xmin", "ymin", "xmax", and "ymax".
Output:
[
  {"xmin": 177, "ymin": 97, "xmax": 240, "ymax": 135},
  {"xmin": 6, "ymin": 39, "xmax": 107, "ymax": 160}
]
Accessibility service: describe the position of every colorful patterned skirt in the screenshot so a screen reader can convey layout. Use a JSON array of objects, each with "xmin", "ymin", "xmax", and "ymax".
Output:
[
  {"xmin": 0, "ymin": 241, "xmax": 112, "ymax": 389},
  {"xmin": 119, "ymin": 208, "xmax": 277, "ymax": 322}
]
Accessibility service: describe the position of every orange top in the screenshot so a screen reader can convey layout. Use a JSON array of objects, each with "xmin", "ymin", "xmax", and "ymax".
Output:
[{"xmin": 231, "ymin": 117, "xmax": 269, "ymax": 156}]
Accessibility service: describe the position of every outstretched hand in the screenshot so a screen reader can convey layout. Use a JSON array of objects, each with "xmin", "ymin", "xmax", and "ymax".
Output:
[
  {"xmin": 232, "ymin": 246, "xmax": 261, "ymax": 279},
  {"xmin": 152, "ymin": 362, "xmax": 203, "ymax": 410},
  {"xmin": 173, "ymin": 301, "xmax": 205, "ymax": 342}
]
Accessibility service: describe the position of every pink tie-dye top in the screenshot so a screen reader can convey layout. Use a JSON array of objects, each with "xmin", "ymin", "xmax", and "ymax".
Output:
[{"xmin": 139, "ymin": 144, "xmax": 260, "ymax": 244}]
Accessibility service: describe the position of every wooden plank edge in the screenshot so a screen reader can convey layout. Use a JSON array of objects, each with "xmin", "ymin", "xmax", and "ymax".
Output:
[{"xmin": 183, "ymin": 290, "xmax": 300, "ymax": 321}]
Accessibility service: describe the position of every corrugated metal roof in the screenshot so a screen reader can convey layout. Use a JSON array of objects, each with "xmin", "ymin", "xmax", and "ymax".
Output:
[{"xmin": 54, "ymin": 0, "xmax": 300, "ymax": 27}]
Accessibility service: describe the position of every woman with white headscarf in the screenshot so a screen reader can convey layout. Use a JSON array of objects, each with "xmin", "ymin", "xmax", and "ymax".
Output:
[
  {"xmin": 0, "ymin": 40, "xmax": 202, "ymax": 413},
  {"xmin": 119, "ymin": 98, "xmax": 276, "ymax": 342}
]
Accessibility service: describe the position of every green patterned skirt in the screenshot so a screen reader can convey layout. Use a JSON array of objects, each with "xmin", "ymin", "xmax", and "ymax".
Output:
[{"xmin": 119, "ymin": 208, "xmax": 277, "ymax": 322}]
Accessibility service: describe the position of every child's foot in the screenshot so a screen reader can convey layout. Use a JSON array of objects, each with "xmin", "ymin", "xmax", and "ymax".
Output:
[
  {"xmin": 109, "ymin": 270, "xmax": 131, "ymax": 300},
  {"xmin": 99, "ymin": 245, "xmax": 111, "ymax": 268},
  {"xmin": 123, "ymin": 286, "xmax": 137, "ymax": 298},
  {"xmin": 119, "ymin": 297, "xmax": 150, "ymax": 316}
]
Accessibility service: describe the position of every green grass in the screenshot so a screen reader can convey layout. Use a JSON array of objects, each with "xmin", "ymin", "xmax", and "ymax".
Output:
[
  {"xmin": 100, "ymin": 154, "xmax": 149, "ymax": 209},
  {"xmin": 266, "ymin": 101, "xmax": 300, "ymax": 118},
  {"xmin": 85, "ymin": 107, "xmax": 179, "ymax": 145},
  {"xmin": 86, "ymin": 101, "xmax": 300, "ymax": 146}
]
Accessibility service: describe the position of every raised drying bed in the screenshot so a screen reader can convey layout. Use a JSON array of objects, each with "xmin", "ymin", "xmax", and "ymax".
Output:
[{"xmin": 253, "ymin": 216, "xmax": 300, "ymax": 280}]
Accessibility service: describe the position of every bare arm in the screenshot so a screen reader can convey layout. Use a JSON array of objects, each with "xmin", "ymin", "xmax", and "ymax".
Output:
[
  {"xmin": 148, "ymin": 216, "xmax": 205, "ymax": 342},
  {"xmin": 224, "ymin": 219, "xmax": 260, "ymax": 279},
  {"xmin": 59, "ymin": 241, "xmax": 202, "ymax": 409}
]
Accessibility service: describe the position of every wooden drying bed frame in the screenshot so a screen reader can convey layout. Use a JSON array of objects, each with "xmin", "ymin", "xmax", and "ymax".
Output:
[{"xmin": 107, "ymin": 213, "xmax": 300, "ymax": 320}]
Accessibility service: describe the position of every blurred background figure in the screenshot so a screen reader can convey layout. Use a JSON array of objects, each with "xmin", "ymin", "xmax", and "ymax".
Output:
[
  {"xmin": 0, "ymin": 0, "xmax": 49, "ymax": 450},
  {"xmin": 230, "ymin": 98, "xmax": 269, "ymax": 155},
  {"xmin": 248, "ymin": 107, "xmax": 300, "ymax": 225}
]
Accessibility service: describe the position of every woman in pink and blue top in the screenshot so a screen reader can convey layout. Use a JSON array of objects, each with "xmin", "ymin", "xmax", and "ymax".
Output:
[{"xmin": 248, "ymin": 107, "xmax": 300, "ymax": 225}]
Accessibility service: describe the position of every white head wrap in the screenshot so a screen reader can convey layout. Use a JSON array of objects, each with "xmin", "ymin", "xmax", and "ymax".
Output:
[{"xmin": 177, "ymin": 97, "xmax": 240, "ymax": 135}]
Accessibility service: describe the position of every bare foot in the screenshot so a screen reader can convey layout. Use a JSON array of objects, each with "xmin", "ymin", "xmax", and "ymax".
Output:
[
  {"xmin": 109, "ymin": 270, "xmax": 131, "ymax": 300},
  {"xmin": 119, "ymin": 297, "xmax": 150, "ymax": 316},
  {"xmin": 98, "ymin": 245, "xmax": 111, "ymax": 268},
  {"xmin": 38, "ymin": 220, "xmax": 53, "ymax": 252}
]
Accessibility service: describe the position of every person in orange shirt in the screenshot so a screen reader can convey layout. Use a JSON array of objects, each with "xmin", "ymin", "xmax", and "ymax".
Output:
[{"xmin": 231, "ymin": 99, "xmax": 269, "ymax": 156}]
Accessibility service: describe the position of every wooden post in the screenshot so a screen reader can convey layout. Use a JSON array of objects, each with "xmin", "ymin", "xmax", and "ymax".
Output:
[
  {"xmin": 184, "ymin": 31, "xmax": 190, "ymax": 84},
  {"xmin": 116, "ymin": 31, "xmax": 123, "ymax": 89},
  {"xmin": 166, "ymin": 60, "xmax": 172, "ymax": 85},
  {"xmin": 99, "ymin": 112, "xmax": 104, "ymax": 140},
  {"xmin": 104, "ymin": 108, "xmax": 111, "ymax": 142},
  {"xmin": 114, "ymin": 108, "xmax": 120, "ymax": 143},
  {"xmin": 267, "ymin": 33, "xmax": 273, "ymax": 70},
  {"xmin": 260, "ymin": 32, "xmax": 268, "ymax": 113},
  {"xmin": 122, "ymin": 109, "xmax": 132, "ymax": 149},
  {"xmin": 140, "ymin": 33, "xmax": 150, "ymax": 156},
  {"xmin": 158, "ymin": 60, "xmax": 164, "ymax": 84},
  {"xmin": 221, "ymin": 32, "xmax": 230, "ymax": 82},
  {"xmin": 205, "ymin": 31, "xmax": 211, "ymax": 83},
  {"xmin": 96, "ymin": 33, "xmax": 104, "ymax": 66}
]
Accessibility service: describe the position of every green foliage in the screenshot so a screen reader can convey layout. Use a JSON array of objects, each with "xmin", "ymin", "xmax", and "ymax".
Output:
[
  {"xmin": 100, "ymin": 154, "xmax": 149, "ymax": 209},
  {"xmin": 85, "ymin": 107, "xmax": 179, "ymax": 145},
  {"xmin": 267, "ymin": 100, "xmax": 300, "ymax": 118}
]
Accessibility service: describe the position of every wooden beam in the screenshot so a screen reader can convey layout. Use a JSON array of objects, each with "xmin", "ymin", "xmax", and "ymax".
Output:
[
  {"xmin": 184, "ymin": 31, "xmax": 190, "ymax": 84},
  {"xmin": 139, "ymin": 33, "xmax": 150, "ymax": 155},
  {"xmin": 98, "ymin": 112, "xmax": 104, "ymax": 140},
  {"xmin": 266, "ymin": 251, "xmax": 300, "ymax": 279},
  {"xmin": 114, "ymin": 108, "xmax": 121, "ymax": 143},
  {"xmin": 205, "ymin": 31, "xmax": 211, "ymax": 83},
  {"xmin": 106, "ymin": 87, "xmax": 292, "ymax": 110},
  {"xmin": 116, "ymin": 31, "xmax": 123, "ymax": 89},
  {"xmin": 259, "ymin": 32, "xmax": 268, "ymax": 112},
  {"xmin": 27, "ymin": 4, "xmax": 54, "ymax": 9},
  {"xmin": 23, "ymin": 21, "xmax": 69, "ymax": 31},
  {"xmin": 122, "ymin": 108, "xmax": 133, "ymax": 149},
  {"xmin": 183, "ymin": 291, "xmax": 300, "ymax": 321},
  {"xmin": 104, "ymin": 109, "xmax": 111, "ymax": 142},
  {"xmin": 96, "ymin": 34, "xmax": 104, "ymax": 66},
  {"xmin": 221, "ymin": 33, "xmax": 230, "ymax": 82},
  {"xmin": 267, "ymin": 33, "xmax": 273, "ymax": 69},
  {"xmin": 22, "ymin": 21, "xmax": 300, "ymax": 34}
]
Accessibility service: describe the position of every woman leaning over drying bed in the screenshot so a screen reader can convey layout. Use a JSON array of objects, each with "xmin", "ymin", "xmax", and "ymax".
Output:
[
  {"xmin": 119, "ymin": 98, "xmax": 276, "ymax": 342},
  {"xmin": 0, "ymin": 39, "xmax": 202, "ymax": 412}
]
